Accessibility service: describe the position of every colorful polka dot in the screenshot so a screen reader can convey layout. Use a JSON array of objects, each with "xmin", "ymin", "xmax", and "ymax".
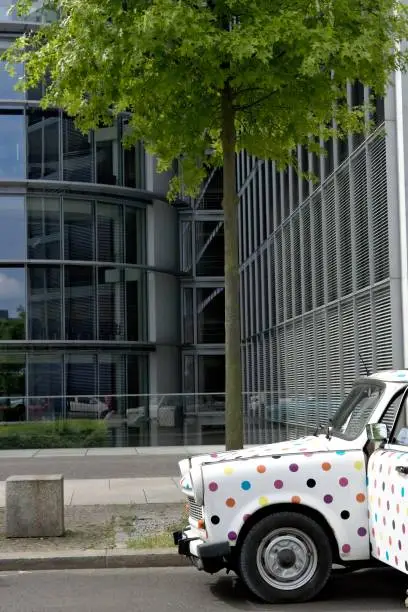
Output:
[
  {"xmin": 358, "ymin": 527, "xmax": 367, "ymax": 537},
  {"xmin": 354, "ymin": 461, "xmax": 364, "ymax": 471},
  {"xmin": 322, "ymin": 462, "xmax": 332, "ymax": 472},
  {"xmin": 259, "ymin": 496, "xmax": 269, "ymax": 506},
  {"xmin": 339, "ymin": 477, "xmax": 349, "ymax": 487},
  {"xmin": 402, "ymin": 487, "xmax": 405, "ymax": 498},
  {"xmin": 257, "ymin": 465, "xmax": 266, "ymax": 474},
  {"xmin": 336, "ymin": 451, "xmax": 346, "ymax": 455},
  {"xmin": 272, "ymin": 455, "xmax": 281, "ymax": 459},
  {"xmin": 307, "ymin": 478, "xmax": 316, "ymax": 488},
  {"xmin": 224, "ymin": 466, "xmax": 234, "ymax": 475},
  {"xmin": 324, "ymin": 494, "xmax": 333, "ymax": 504},
  {"xmin": 274, "ymin": 480, "xmax": 284, "ymax": 489},
  {"xmin": 291, "ymin": 496, "xmax": 301, "ymax": 504},
  {"xmin": 289, "ymin": 463, "xmax": 299, "ymax": 473},
  {"xmin": 356, "ymin": 493, "xmax": 366, "ymax": 503},
  {"xmin": 228, "ymin": 531, "xmax": 237, "ymax": 541},
  {"xmin": 209, "ymin": 482, "xmax": 218, "ymax": 492},
  {"xmin": 342, "ymin": 544, "xmax": 351, "ymax": 553},
  {"xmin": 241, "ymin": 480, "xmax": 251, "ymax": 491},
  {"xmin": 211, "ymin": 515, "xmax": 220, "ymax": 525},
  {"xmin": 226, "ymin": 498, "xmax": 236, "ymax": 508},
  {"xmin": 341, "ymin": 510, "xmax": 350, "ymax": 520}
]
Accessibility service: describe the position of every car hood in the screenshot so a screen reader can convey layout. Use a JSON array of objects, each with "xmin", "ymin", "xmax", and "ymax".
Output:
[{"xmin": 186, "ymin": 434, "xmax": 358, "ymax": 472}]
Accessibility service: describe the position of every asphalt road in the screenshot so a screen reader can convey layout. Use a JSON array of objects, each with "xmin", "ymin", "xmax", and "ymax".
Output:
[
  {"xmin": 0, "ymin": 567, "xmax": 406, "ymax": 612},
  {"xmin": 0, "ymin": 455, "xmax": 184, "ymax": 480}
]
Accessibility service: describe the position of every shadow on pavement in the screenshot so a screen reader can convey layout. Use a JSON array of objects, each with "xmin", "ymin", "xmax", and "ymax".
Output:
[{"xmin": 209, "ymin": 567, "xmax": 408, "ymax": 609}]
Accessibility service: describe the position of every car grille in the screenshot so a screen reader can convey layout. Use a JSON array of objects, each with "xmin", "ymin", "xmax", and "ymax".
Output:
[{"xmin": 188, "ymin": 496, "xmax": 203, "ymax": 521}]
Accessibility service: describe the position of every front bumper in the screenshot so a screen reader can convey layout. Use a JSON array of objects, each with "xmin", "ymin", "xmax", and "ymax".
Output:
[{"xmin": 173, "ymin": 527, "xmax": 231, "ymax": 574}]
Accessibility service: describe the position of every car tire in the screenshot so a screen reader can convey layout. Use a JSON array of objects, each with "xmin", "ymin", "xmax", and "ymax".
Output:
[{"xmin": 238, "ymin": 511, "xmax": 332, "ymax": 604}]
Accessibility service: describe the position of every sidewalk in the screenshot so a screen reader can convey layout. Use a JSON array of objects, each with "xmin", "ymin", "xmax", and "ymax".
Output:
[
  {"xmin": 0, "ymin": 477, "xmax": 184, "ymax": 507},
  {"xmin": 0, "ymin": 445, "xmax": 230, "ymax": 459}
]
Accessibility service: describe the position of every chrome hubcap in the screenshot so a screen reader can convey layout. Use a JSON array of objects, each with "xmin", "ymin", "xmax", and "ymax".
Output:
[{"xmin": 256, "ymin": 528, "xmax": 318, "ymax": 590}]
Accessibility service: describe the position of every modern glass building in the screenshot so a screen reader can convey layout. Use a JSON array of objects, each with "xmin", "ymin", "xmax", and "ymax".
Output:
[{"xmin": 0, "ymin": 7, "xmax": 180, "ymax": 442}]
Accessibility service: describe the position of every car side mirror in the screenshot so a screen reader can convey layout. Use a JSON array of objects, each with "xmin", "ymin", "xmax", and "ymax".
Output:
[{"xmin": 366, "ymin": 422, "xmax": 388, "ymax": 443}]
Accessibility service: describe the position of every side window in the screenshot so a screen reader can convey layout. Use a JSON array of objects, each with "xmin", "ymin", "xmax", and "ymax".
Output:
[
  {"xmin": 380, "ymin": 392, "xmax": 403, "ymax": 433},
  {"xmin": 390, "ymin": 394, "xmax": 408, "ymax": 446}
]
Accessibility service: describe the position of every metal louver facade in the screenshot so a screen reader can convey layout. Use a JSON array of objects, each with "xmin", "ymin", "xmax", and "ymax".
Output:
[{"xmin": 238, "ymin": 91, "xmax": 401, "ymax": 443}]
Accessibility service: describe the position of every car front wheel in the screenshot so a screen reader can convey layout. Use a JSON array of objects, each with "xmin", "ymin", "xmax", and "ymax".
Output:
[{"xmin": 238, "ymin": 512, "xmax": 332, "ymax": 603}]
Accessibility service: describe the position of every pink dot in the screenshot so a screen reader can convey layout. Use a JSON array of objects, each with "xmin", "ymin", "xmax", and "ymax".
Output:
[
  {"xmin": 342, "ymin": 544, "xmax": 351, "ymax": 554},
  {"xmin": 228, "ymin": 531, "xmax": 237, "ymax": 541},
  {"xmin": 339, "ymin": 477, "xmax": 349, "ymax": 487},
  {"xmin": 304, "ymin": 452, "xmax": 314, "ymax": 457},
  {"xmin": 289, "ymin": 464, "xmax": 299, "ymax": 472},
  {"xmin": 274, "ymin": 480, "xmax": 284, "ymax": 489},
  {"xmin": 209, "ymin": 482, "xmax": 218, "ymax": 492},
  {"xmin": 210, "ymin": 453, "xmax": 218, "ymax": 458}
]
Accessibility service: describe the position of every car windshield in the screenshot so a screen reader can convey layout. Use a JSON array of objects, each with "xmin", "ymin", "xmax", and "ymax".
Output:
[{"xmin": 330, "ymin": 382, "xmax": 384, "ymax": 440}]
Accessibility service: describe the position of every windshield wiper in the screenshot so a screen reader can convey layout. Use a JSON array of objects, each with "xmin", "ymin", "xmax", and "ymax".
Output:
[{"xmin": 326, "ymin": 419, "xmax": 333, "ymax": 440}]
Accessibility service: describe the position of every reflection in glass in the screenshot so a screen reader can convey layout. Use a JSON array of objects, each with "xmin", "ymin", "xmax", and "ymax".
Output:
[
  {"xmin": 197, "ymin": 288, "xmax": 225, "ymax": 343},
  {"xmin": 27, "ymin": 353, "xmax": 63, "ymax": 419},
  {"xmin": 28, "ymin": 266, "xmax": 61, "ymax": 340},
  {"xmin": 65, "ymin": 354, "xmax": 97, "ymax": 415},
  {"xmin": 64, "ymin": 199, "xmax": 94, "ymax": 261},
  {"xmin": 0, "ymin": 267, "xmax": 25, "ymax": 339},
  {"xmin": 99, "ymin": 353, "xmax": 126, "ymax": 415},
  {"xmin": 198, "ymin": 355, "xmax": 225, "ymax": 392},
  {"xmin": 97, "ymin": 203, "xmax": 123, "ymax": 263},
  {"xmin": 182, "ymin": 288, "xmax": 194, "ymax": 344},
  {"xmin": 0, "ymin": 353, "xmax": 25, "ymax": 422},
  {"xmin": 27, "ymin": 109, "xmax": 60, "ymax": 179},
  {"xmin": 0, "ymin": 0, "xmax": 49, "ymax": 22},
  {"xmin": 27, "ymin": 197, "xmax": 61, "ymax": 259},
  {"xmin": 125, "ymin": 206, "xmax": 145, "ymax": 264},
  {"xmin": 0, "ymin": 111, "xmax": 25, "ymax": 179},
  {"xmin": 96, "ymin": 125, "xmax": 119, "ymax": 185},
  {"xmin": 0, "ymin": 62, "xmax": 24, "ymax": 100},
  {"xmin": 0, "ymin": 196, "xmax": 25, "ymax": 260},
  {"xmin": 125, "ymin": 268, "xmax": 145, "ymax": 341},
  {"xmin": 65, "ymin": 266, "xmax": 95, "ymax": 340},
  {"xmin": 183, "ymin": 355, "xmax": 195, "ymax": 394},
  {"xmin": 62, "ymin": 116, "xmax": 93, "ymax": 182},
  {"xmin": 98, "ymin": 267, "xmax": 124, "ymax": 341}
]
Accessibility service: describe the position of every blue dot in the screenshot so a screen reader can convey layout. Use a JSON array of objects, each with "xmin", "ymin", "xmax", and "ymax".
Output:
[
  {"xmin": 386, "ymin": 551, "xmax": 390, "ymax": 561},
  {"xmin": 336, "ymin": 451, "xmax": 346, "ymax": 455},
  {"xmin": 402, "ymin": 487, "xmax": 405, "ymax": 498},
  {"xmin": 366, "ymin": 477, "xmax": 369, "ymax": 486},
  {"xmin": 241, "ymin": 481, "xmax": 251, "ymax": 491},
  {"xmin": 375, "ymin": 513, "xmax": 378, "ymax": 523}
]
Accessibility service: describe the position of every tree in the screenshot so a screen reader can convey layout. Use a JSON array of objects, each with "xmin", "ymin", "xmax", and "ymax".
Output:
[{"xmin": 7, "ymin": 0, "xmax": 408, "ymax": 449}]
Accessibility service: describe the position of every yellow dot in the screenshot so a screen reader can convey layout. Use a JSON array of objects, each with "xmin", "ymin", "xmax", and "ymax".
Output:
[
  {"xmin": 354, "ymin": 461, "xmax": 364, "ymax": 471},
  {"xmin": 259, "ymin": 496, "xmax": 269, "ymax": 507},
  {"xmin": 224, "ymin": 466, "xmax": 234, "ymax": 475}
]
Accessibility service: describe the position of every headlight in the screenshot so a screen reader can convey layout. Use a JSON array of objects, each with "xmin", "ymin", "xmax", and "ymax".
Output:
[
  {"xmin": 190, "ymin": 465, "xmax": 204, "ymax": 505},
  {"xmin": 179, "ymin": 458, "xmax": 190, "ymax": 477}
]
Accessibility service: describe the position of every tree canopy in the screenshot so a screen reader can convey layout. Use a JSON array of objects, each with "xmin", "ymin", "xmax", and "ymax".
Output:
[{"xmin": 7, "ymin": 0, "xmax": 408, "ymax": 195}]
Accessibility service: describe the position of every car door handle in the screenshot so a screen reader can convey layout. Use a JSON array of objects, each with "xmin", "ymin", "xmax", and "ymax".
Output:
[{"xmin": 396, "ymin": 465, "xmax": 408, "ymax": 475}]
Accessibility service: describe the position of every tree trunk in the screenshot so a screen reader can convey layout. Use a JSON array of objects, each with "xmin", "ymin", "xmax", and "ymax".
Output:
[{"xmin": 221, "ymin": 82, "xmax": 243, "ymax": 451}]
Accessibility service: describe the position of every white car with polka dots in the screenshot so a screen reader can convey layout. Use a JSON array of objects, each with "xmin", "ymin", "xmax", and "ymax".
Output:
[{"xmin": 174, "ymin": 370, "xmax": 408, "ymax": 604}]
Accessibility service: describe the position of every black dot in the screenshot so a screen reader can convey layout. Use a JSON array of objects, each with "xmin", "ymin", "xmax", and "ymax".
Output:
[
  {"xmin": 382, "ymin": 482, "xmax": 385, "ymax": 491},
  {"xmin": 211, "ymin": 515, "xmax": 220, "ymax": 525},
  {"xmin": 272, "ymin": 455, "xmax": 281, "ymax": 459},
  {"xmin": 341, "ymin": 511, "xmax": 350, "ymax": 520},
  {"xmin": 405, "ymin": 561, "xmax": 408, "ymax": 572},
  {"xmin": 307, "ymin": 479, "xmax": 316, "ymax": 488},
  {"xmin": 393, "ymin": 520, "xmax": 396, "ymax": 530}
]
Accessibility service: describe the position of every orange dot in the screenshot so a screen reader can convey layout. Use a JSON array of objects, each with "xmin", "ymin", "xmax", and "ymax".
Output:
[
  {"xmin": 322, "ymin": 462, "xmax": 332, "ymax": 472},
  {"xmin": 257, "ymin": 465, "xmax": 266, "ymax": 473},
  {"xmin": 356, "ymin": 493, "xmax": 366, "ymax": 503},
  {"xmin": 226, "ymin": 498, "xmax": 236, "ymax": 508},
  {"xmin": 291, "ymin": 496, "xmax": 301, "ymax": 504}
]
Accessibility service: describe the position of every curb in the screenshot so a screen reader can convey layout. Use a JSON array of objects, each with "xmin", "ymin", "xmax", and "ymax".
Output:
[{"xmin": 0, "ymin": 548, "xmax": 190, "ymax": 572}]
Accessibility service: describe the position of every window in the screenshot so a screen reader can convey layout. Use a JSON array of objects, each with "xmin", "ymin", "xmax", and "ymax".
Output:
[
  {"xmin": 62, "ymin": 116, "xmax": 93, "ymax": 183},
  {"xmin": 331, "ymin": 382, "xmax": 384, "ymax": 440},
  {"xmin": 27, "ymin": 353, "xmax": 63, "ymax": 420},
  {"xmin": 64, "ymin": 199, "xmax": 95, "ymax": 261},
  {"xmin": 195, "ymin": 221, "xmax": 224, "ymax": 276},
  {"xmin": 0, "ymin": 110, "xmax": 25, "ymax": 179},
  {"xmin": 197, "ymin": 288, "xmax": 224, "ymax": 343},
  {"xmin": 0, "ymin": 353, "xmax": 25, "ymax": 422},
  {"xmin": 182, "ymin": 288, "xmax": 194, "ymax": 344},
  {"xmin": 125, "ymin": 268, "xmax": 146, "ymax": 341},
  {"xmin": 125, "ymin": 206, "xmax": 145, "ymax": 264},
  {"xmin": 198, "ymin": 355, "xmax": 225, "ymax": 393},
  {"xmin": 0, "ymin": 62, "xmax": 24, "ymax": 100},
  {"xmin": 27, "ymin": 109, "xmax": 60, "ymax": 180},
  {"xmin": 97, "ymin": 203, "xmax": 123, "ymax": 263},
  {"xmin": 28, "ymin": 266, "xmax": 61, "ymax": 340},
  {"xmin": 95, "ymin": 125, "xmax": 119, "ymax": 185},
  {"xmin": 64, "ymin": 266, "xmax": 95, "ymax": 340},
  {"xmin": 27, "ymin": 197, "xmax": 61, "ymax": 260},
  {"xmin": 0, "ymin": 267, "xmax": 25, "ymax": 339},
  {"xmin": 97, "ymin": 267, "xmax": 124, "ymax": 341},
  {"xmin": 390, "ymin": 391, "xmax": 408, "ymax": 446},
  {"xmin": 0, "ymin": 196, "xmax": 25, "ymax": 260}
]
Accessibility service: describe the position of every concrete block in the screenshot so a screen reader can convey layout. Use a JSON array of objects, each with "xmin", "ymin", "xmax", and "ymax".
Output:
[{"xmin": 5, "ymin": 475, "xmax": 64, "ymax": 538}]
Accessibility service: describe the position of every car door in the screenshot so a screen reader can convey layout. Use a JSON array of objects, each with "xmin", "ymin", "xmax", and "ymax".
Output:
[{"xmin": 368, "ymin": 387, "xmax": 408, "ymax": 573}]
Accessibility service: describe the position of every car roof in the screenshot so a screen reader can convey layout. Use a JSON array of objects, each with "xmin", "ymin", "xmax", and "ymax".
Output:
[{"xmin": 368, "ymin": 370, "xmax": 408, "ymax": 383}]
